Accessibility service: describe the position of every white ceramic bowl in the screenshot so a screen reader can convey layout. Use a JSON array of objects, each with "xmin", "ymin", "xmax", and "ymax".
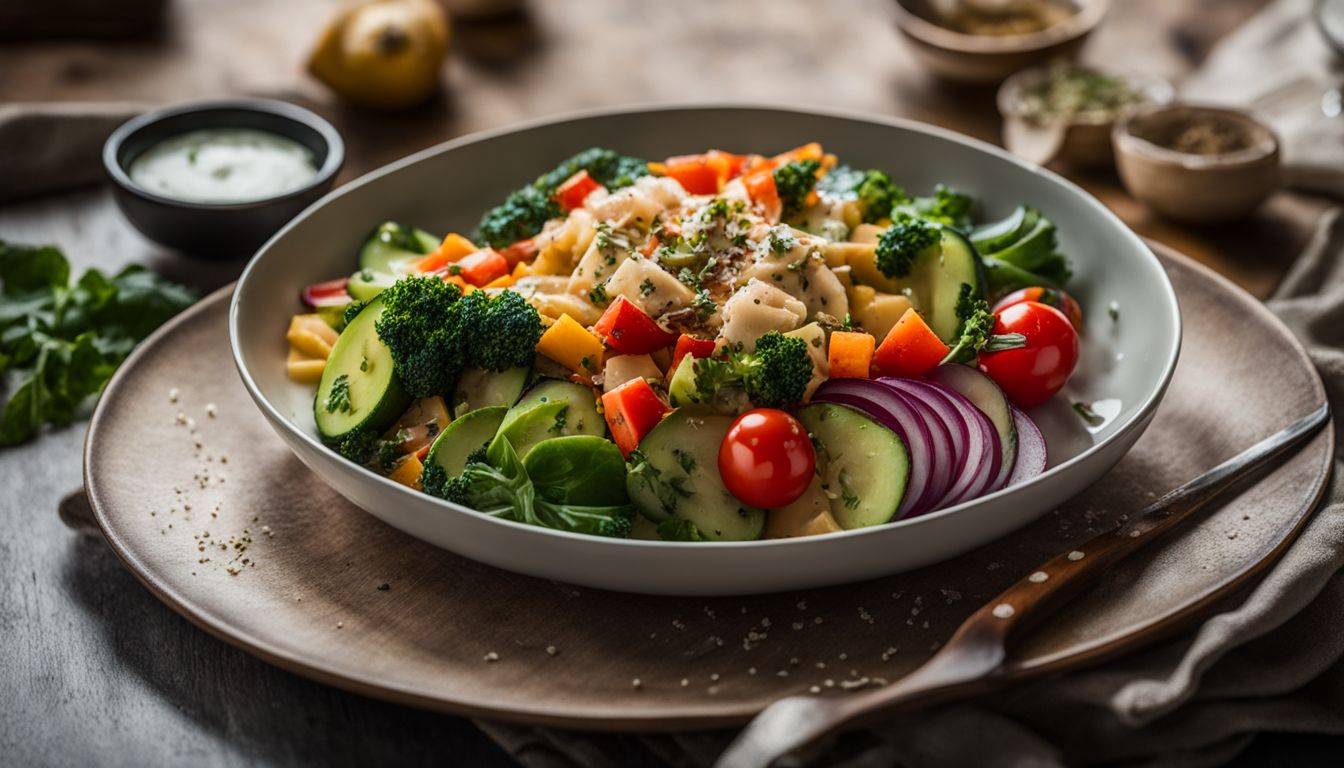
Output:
[{"xmin": 230, "ymin": 105, "xmax": 1180, "ymax": 595}]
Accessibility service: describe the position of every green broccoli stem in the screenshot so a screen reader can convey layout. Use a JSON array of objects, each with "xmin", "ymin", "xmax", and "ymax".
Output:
[{"xmin": 940, "ymin": 331, "xmax": 1026, "ymax": 365}]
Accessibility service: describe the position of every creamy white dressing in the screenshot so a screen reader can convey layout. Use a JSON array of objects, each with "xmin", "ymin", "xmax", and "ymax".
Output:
[{"xmin": 128, "ymin": 128, "xmax": 318, "ymax": 203}]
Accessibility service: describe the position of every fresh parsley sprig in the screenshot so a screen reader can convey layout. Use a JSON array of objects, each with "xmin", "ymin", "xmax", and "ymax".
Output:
[{"xmin": 0, "ymin": 241, "xmax": 196, "ymax": 446}]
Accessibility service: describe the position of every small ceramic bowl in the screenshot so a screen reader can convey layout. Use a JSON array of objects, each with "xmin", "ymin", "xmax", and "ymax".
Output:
[
  {"xmin": 104, "ymin": 99, "xmax": 344, "ymax": 260},
  {"xmin": 998, "ymin": 66, "xmax": 1173, "ymax": 169},
  {"xmin": 1113, "ymin": 104, "xmax": 1280, "ymax": 225},
  {"xmin": 891, "ymin": 0, "xmax": 1109, "ymax": 85}
]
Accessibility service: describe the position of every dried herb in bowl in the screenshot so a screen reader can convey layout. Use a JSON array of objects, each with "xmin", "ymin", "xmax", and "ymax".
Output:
[{"xmin": 1017, "ymin": 64, "xmax": 1148, "ymax": 125}]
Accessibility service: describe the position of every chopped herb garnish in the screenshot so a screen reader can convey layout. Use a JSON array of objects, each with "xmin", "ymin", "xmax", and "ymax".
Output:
[{"xmin": 325, "ymin": 374, "xmax": 354, "ymax": 414}]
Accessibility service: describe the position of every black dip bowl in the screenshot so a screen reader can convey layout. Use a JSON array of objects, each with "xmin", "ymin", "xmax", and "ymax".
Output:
[{"xmin": 104, "ymin": 99, "xmax": 344, "ymax": 260}]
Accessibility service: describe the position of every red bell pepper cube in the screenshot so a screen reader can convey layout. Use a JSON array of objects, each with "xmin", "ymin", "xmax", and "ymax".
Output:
[
  {"xmin": 301, "ymin": 277, "xmax": 351, "ymax": 308},
  {"xmin": 499, "ymin": 237, "xmax": 539, "ymax": 266},
  {"xmin": 453, "ymin": 249, "xmax": 510, "ymax": 287},
  {"xmin": 555, "ymin": 170, "xmax": 603, "ymax": 211},
  {"xmin": 872, "ymin": 308, "xmax": 950, "ymax": 378},
  {"xmin": 593, "ymin": 296, "xmax": 677, "ymax": 355},
  {"xmin": 662, "ymin": 153, "xmax": 731, "ymax": 195},
  {"xmin": 670, "ymin": 333, "xmax": 717, "ymax": 375},
  {"xmin": 602, "ymin": 377, "xmax": 670, "ymax": 457}
]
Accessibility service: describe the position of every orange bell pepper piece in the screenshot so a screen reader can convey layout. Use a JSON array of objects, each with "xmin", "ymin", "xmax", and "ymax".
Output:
[
  {"xmin": 828, "ymin": 330, "xmax": 876, "ymax": 379},
  {"xmin": 872, "ymin": 308, "xmax": 949, "ymax": 379},
  {"xmin": 414, "ymin": 233, "xmax": 477, "ymax": 272}
]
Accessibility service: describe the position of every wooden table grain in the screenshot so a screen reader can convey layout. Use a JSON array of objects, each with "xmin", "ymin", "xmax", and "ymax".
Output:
[{"xmin": 0, "ymin": 1, "xmax": 1332, "ymax": 766}]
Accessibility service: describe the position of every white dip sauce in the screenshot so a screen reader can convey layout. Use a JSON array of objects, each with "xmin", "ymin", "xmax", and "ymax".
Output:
[{"xmin": 128, "ymin": 128, "xmax": 318, "ymax": 203}]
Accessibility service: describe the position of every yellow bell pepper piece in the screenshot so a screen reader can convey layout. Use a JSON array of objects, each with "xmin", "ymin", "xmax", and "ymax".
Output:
[
  {"xmin": 287, "ymin": 314, "xmax": 339, "ymax": 360},
  {"xmin": 483, "ymin": 273, "xmax": 515, "ymax": 290},
  {"xmin": 536, "ymin": 313, "xmax": 603, "ymax": 375},
  {"xmin": 387, "ymin": 455, "xmax": 425, "ymax": 491},
  {"xmin": 286, "ymin": 349, "xmax": 327, "ymax": 384}
]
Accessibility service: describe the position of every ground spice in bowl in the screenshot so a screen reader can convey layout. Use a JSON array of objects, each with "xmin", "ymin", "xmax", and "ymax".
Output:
[{"xmin": 1144, "ymin": 113, "xmax": 1254, "ymax": 156}]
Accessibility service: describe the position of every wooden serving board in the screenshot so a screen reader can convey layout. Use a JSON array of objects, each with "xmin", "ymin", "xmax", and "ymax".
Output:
[{"xmin": 83, "ymin": 244, "xmax": 1332, "ymax": 731}]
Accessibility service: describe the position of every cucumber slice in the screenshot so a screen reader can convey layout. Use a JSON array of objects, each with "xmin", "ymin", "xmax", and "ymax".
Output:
[
  {"xmin": 423, "ymin": 405, "xmax": 508, "ymax": 478},
  {"xmin": 492, "ymin": 379, "xmax": 603, "ymax": 459},
  {"xmin": 971, "ymin": 206, "xmax": 1036, "ymax": 253},
  {"xmin": 625, "ymin": 410, "xmax": 766, "ymax": 541},
  {"xmin": 452, "ymin": 366, "xmax": 531, "ymax": 417},
  {"xmin": 928, "ymin": 365, "xmax": 1017, "ymax": 488},
  {"xmin": 851, "ymin": 228, "xmax": 985, "ymax": 343},
  {"xmin": 987, "ymin": 215, "xmax": 1056, "ymax": 272},
  {"xmin": 921, "ymin": 228, "xmax": 985, "ymax": 343},
  {"xmin": 796, "ymin": 402, "xmax": 909, "ymax": 529},
  {"xmin": 348, "ymin": 269, "xmax": 398, "ymax": 302},
  {"xmin": 314, "ymin": 298, "xmax": 411, "ymax": 444},
  {"xmin": 358, "ymin": 222, "xmax": 439, "ymax": 274}
]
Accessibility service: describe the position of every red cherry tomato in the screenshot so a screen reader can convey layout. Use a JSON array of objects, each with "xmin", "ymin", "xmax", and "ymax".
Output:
[
  {"xmin": 718, "ymin": 408, "xmax": 816, "ymax": 509},
  {"xmin": 992, "ymin": 286, "xmax": 1084, "ymax": 329},
  {"xmin": 979, "ymin": 301, "xmax": 1079, "ymax": 409}
]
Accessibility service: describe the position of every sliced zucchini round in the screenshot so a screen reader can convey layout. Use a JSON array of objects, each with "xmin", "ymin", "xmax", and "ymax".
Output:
[
  {"xmin": 796, "ymin": 402, "xmax": 909, "ymax": 529},
  {"xmin": 625, "ymin": 409, "xmax": 766, "ymax": 541},
  {"xmin": 314, "ymin": 298, "xmax": 410, "ymax": 444},
  {"xmin": 491, "ymin": 378, "xmax": 603, "ymax": 459},
  {"xmin": 452, "ymin": 366, "xmax": 531, "ymax": 417},
  {"xmin": 358, "ymin": 223, "xmax": 439, "ymax": 274},
  {"xmin": 423, "ymin": 405, "xmax": 508, "ymax": 479}
]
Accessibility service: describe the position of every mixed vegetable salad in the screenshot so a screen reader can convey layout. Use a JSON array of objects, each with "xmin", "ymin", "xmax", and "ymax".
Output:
[{"xmin": 285, "ymin": 144, "xmax": 1083, "ymax": 541}]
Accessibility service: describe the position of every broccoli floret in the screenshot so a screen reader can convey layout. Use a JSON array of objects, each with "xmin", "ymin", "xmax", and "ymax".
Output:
[
  {"xmin": 476, "ymin": 148, "xmax": 651, "ymax": 248},
  {"xmin": 855, "ymin": 170, "xmax": 903, "ymax": 223},
  {"xmin": 692, "ymin": 331, "xmax": 814, "ymax": 410},
  {"xmin": 875, "ymin": 213, "xmax": 941, "ymax": 279},
  {"xmin": 421, "ymin": 443, "xmax": 491, "ymax": 503},
  {"xmin": 465, "ymin": 290, "xmax": 543, "ymax": 372},
  {"xmin": 941, "ymin": 283, "xmax": 1026, "ymax": 365},
  {"xmin": 535, "ymin": 147, "xmax": 650, "ymax": 191},
  {"xmin": 330, "ymin": 428, "xmax": 378, "ymax": 464},
  {"xmin": 744, "ymin": 331, "xmax": 814, "ymax": 408},
  {"xmin": 476, "ymin": 186, "xmax": 559, "ymax": 249},
  {"xmin": 374, "ymin": 276, "xmax": 467, "ymax": 398},
  {"xmin": 342, "ymin": 299, "xmax": 368, "ymax": 327},
  {"xmin": 818, "ymin": 166, "xmax": 906, "ymax": 223},
  {"xmin": 899, "ymin": 184, "xmax": 975, "ymax": 231},
  {"xmin": 773, "ymin": 159, "xmax": 821, "ymax": 217},
  {"xmin": 658, "ymin": 518, "xmax": 706, "ymax": 541}
]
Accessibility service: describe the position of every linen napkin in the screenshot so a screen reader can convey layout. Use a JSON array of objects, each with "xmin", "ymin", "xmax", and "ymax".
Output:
[
  {"xmin": 0, "ymin": 102, "xmax": 144, "ymax": 203},
  {"xmin": 476, "ymin": 209, "xmax": 1344, "ymax": 767},
  {"xmin": 1180, "ymin": 0, "xmax": 1344, "ymax": 198}
]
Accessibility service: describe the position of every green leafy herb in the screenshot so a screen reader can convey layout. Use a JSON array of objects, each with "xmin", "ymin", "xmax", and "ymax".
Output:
[
  {"xmin": 325, "ymin": 374, "xmax": 354, "ymax": 414},
  {"xmin": 0, "ymin": 241, "xmax": 196, "ymax": 446},
  {"xmin": 449, "ymin": 437, "xmax": 634, "ymax": 538},
  {"xmin": 1073, "ymin": 401, "xmax": 1104, "ymax": 427},
  {"xmin": 657, "ymin": 518, "xmax": 706, "ymax": 541}
]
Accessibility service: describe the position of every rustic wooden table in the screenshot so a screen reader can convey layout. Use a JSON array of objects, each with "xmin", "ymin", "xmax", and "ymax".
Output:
[{"xmin": 0, "ymin": 1, "xmax": 1336, "ymax": 765}]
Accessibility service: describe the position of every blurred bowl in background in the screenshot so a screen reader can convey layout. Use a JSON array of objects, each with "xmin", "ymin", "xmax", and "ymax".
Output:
[
  {"xmin": 891, "ymin": 0, "xmax": 1109, "ymax": 84},
  {"xmin": 1113, "ymin": 104, "xmax": 1280, "ymax": 225},
  {"xmin": 104, "ymin": 99, "xmax": 343, "ymax": 261},
  {"xmin": 999, "ymin": 65, "xmax": 1173, "ymax": 169}
]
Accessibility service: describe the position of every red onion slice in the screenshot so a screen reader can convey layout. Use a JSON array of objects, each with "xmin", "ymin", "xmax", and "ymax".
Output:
[
  {"xmin": 1008, "ymin": 407, "xmax": 1047, "ymax": 486},
  {"xmin": 879, "ymin": 378, "xmax": 1000, "ymax": 510},
  {"xmin": 871, "ymin": 380, "xmax": 956, "ymax": 516},
  {"xmin": 813, "ymin": 380, "xmax": 942, "ymax": 518}
]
